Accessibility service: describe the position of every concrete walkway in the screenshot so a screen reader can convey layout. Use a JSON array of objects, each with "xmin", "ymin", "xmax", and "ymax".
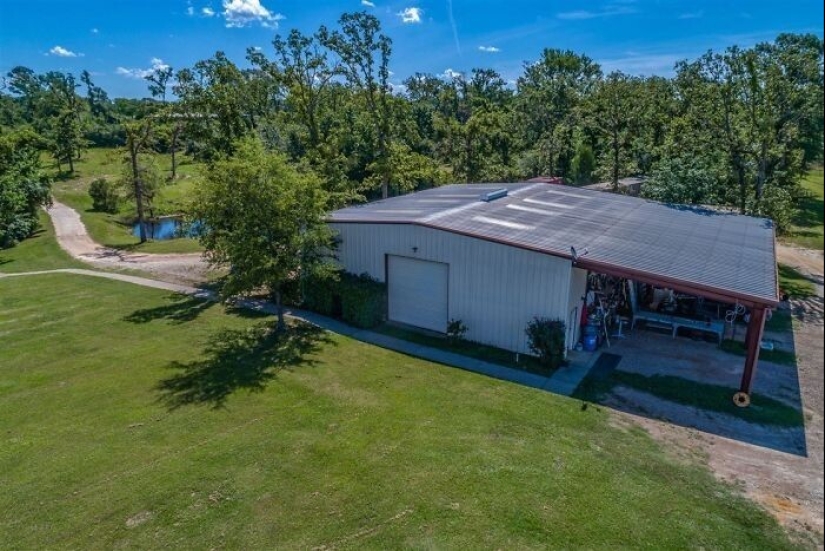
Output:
[{"xmin": 1, "ymin": 268, "xmax": 597, "ymax": 397}]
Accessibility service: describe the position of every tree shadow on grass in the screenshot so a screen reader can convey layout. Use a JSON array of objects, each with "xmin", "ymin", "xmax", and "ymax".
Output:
[
  {"xmin": 792, "ymin": 196, "xmax": 824, "ymax": 229},
  {"xmin": 123, "ymin": 294, "xmax": 219, "ymax": 324},
  {"xmin": 156, "ymin": 321, "xmax": 331, "ymax": 410}
]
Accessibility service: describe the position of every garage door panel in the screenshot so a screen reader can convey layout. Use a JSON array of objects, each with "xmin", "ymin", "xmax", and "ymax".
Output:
[{"xmin": 388, "ymin": 256, "xmax": 449, "ymax": 333}]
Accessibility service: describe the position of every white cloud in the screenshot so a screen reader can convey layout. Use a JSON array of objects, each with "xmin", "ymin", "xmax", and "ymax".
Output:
[
  {"xmin": 389, "ymin": 82, "xmax": 407, "ymax": 94},
  {"xmin": 91, "ymin": 28, "xmax": 99, "ymax": 34},
  {"xmin": 222, "ymin": 0, "xmax": 285, "ymax": 28},
  {"xmin": 116, "ymin": 58, "xmax": 170, "ymax": 79},
  {"xmin": 202, "ymin": 6, "xmax": 216, "ymax": 16},
  {"xmin": 361, "ymin": 0, "xmax": 375, "ymax": 6},
  {"xmin": 186, "ymin": 5, "xmax": 195, "ymax": 15},
  {"xmin": 478, "ymin": 45, "xmax": 500, "ymax": 53},
  {"xmin": 49, "ymin": 45, "xmax": 81, "ymax": 57},
  {"xmin": 442, "ymin": 68, "xmax": 462, "ymax": 79},
  {"xmin": 557, "ymin": 5, "xmax": 636, "ymax": 20},
  {"xmin": 397, "ymin": 7, "xmax": 422, "ymax": 24}
]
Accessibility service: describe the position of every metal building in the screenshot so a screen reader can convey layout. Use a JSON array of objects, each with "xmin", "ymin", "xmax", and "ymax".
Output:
[{"xmin": 329, "ymin": 182, "xmax": 778, "ymax": 402}]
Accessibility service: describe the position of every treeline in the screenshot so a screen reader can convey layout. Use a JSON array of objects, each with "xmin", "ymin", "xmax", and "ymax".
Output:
[{"xmin": 1, "ymin": 12, "xmax": 823, "ymax": 245}]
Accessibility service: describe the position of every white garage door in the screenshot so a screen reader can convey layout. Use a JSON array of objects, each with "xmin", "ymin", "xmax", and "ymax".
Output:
[{"xmin": 388, "ymin": 255, "xmax": 449, "ymax": 333}]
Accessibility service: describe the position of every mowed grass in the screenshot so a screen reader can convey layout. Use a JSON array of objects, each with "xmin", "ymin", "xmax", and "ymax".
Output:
[
  {"xmin": 50, "ymin": 147, "xmax": 203, "ymax": 254},
  {"xmin": 786, "ymin": 167, "xmax": 824, "ymax": 250},
  {"xmin": 778, "ymin": 263, "xmax": 818, "ymax": 298},
  {"xmin": 0, "ymin": 211, "xmax": 83, "ymax": 273},
  {"xmin": 0, "ymin": 274, "xmax": 800, "ymax": 550}
]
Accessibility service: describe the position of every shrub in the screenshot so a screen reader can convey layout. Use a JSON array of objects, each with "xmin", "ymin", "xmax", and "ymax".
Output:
[
  {"xmin": 571, "ymin": 142, "xmax": 595, "ymax": 184},
  {"xmin": 525, "ymin": 317, "xmax": 566, "ymax": 368},
  {"xmin": 446, "ymin": 319, "xmax": 468, "ymax": 346},
  {"xmin": 301, "ymin": 270, "xmax": 386, "ymax": 329},
  {"xmin": 88, "ymin": 177, "xmax": 120, "ymax": 213},
  {"xmin": 340, "ymin": 273, "xmax": 386, "ymax": 329},
  {"xmin": 301, "ymin": 270, "xmax": 341, "ymax": 317}
]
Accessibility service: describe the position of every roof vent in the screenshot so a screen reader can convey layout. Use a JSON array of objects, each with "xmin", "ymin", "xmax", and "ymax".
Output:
[{"xmin": 480, "ymin": 188, "xmax": 508, "ymax": 202}]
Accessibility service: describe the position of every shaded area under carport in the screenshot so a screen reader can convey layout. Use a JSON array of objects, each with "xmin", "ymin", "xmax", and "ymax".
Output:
[{"xmin": 572, "ymin": 329, "xmax": 805, "ymax": 456}]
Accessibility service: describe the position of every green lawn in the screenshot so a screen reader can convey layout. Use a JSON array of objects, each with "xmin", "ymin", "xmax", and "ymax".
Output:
[
  {"xmin": 50, "ymin": 147, "xmax": 204, "ymax": 254},
  {"xmin": 786, "ymin": 167, "xmax": 824, "ymax": 250},
  {"xmin": 778, "ymin": 263, "xmax": 818, "ymax": 298},
  {"xmin": 0, "ymin": 211, "xmax": 84, "ymax": 273},
  {"xmin": 0, "ymin": 273, "xmax": 801, "ymax": 550}
]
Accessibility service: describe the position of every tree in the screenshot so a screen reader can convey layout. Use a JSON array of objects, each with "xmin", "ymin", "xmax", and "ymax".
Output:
[
  {"xmin": 433, "ymin": 69, "xmax": 516, "ymax": 182},
  {"xmin": 4, "ymin": 66, "xmax": 43, "ymax": 122},
  {"xmin": 584, "ymin": 71, "xmax": 639, "ymax": 189},
  {"xmin": 121, "ymin": 120, "xmax": 161, "ymax": 243},
  {"xmin": 630, "ymin": 76, "xmax": 675, "ymax": 175},
  {"xmin": 271, "ymin": 29, "xmax": 337, "ymax": 150},
  {"xmin": 320, "ymin": 12, "xmax": 394, "ymax": 198},
  {"xmin": 570, "ymin": 139, "xmax": 596, "ymax": 184},
  {"xmin": 0, "ymin": 129, "xmax": 51, "ymax": 248},
  {"xmin": 191, "ymin": 136, "xmax": 335, "ymax": 331},
  {"xmin": 173, "ymin": 52, "xmax": 275, "ymax": 159},
  {"xmin": 145, "ymin": 63, "xmax": 184, "ymax": 180},
  {"xmin": 365, "ymin": 141, "xmax": 447, "ymax": 194},
  {"xmin": 673, "ymin": 35, "xmax": 823, "ymax": 214},
  {"xmin": 40, "ymin": 71, "xmax": 87, "ymax": 174},
  {"xmin": 80, "ymin": 70, "xmax": 111, "ymax": 119},
  {"xmin": 515, "ymin": 49, "xmax": 602, "ymax": 178},
  {"xmin": 644, "ymin": 154, "xmax": 727, "ymax": 205}
]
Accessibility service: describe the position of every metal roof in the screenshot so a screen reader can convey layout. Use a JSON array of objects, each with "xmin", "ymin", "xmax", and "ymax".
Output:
[{"xmin": 330, "ymin": 183, "xmax": 778, "ymax": 306}]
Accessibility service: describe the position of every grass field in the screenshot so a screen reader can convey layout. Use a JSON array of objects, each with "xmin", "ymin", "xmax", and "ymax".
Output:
[
  {"xmin": 786, "ymin": 167, "xmax": 824, "ymax": 250},
  {"xmin": 50, "ymin": 147, "xmax": 203, "ymax": 254},
  {"xmin": 0, "ymin": 272, "xmax": 801, "ymax": 550}
]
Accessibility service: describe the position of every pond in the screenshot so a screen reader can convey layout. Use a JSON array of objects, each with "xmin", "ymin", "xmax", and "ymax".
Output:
[{"xmin": 132, "ymin": 217, "xmax": 200, "ymax": 240}]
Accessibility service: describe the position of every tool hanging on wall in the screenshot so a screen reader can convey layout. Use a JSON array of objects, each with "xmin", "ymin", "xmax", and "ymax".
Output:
[{"xmin": 596, "ymin": 294, "xmax": 611, "ymax": 347}]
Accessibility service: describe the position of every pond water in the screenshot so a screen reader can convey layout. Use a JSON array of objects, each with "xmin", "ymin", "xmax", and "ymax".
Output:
[{"xmin": 132, "ymin": 217, "xmax": 199, "ymax": 240}]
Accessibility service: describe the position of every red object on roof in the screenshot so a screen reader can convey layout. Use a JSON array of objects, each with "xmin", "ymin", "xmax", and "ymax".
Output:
[{"xmin": 526, "ymin": 176, "xmax": 564, "ymax": 184}]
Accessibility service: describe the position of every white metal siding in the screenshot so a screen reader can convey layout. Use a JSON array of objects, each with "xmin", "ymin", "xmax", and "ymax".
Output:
[
  {"xmin": 388, "ymin": 256, "xmax": 449, "ymax": 332},
  {"xmin": 329, "ymin": 222, "xmax": 572, "ymax": 354}
]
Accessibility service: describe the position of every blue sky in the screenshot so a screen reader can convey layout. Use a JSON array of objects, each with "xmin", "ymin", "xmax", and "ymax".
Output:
[{"xmin": 1, "ymin": 0, "xmax": 822, "ymax": 98}]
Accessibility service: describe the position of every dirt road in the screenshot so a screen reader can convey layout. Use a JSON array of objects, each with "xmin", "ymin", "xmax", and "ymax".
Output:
[{"xmin": 47, "ymin": 200, "xmax": 211, "ymax": 284}]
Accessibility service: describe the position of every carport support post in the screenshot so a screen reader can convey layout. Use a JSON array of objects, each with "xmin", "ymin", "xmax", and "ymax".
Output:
[{"xmin": 739, "ymin": 306, "xmax": 768, "ymax": 396}]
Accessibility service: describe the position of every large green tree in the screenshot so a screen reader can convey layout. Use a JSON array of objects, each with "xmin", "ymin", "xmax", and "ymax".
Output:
[
  {"xmin": 515, "ymin": 49, "xmax": 602, "ymax": 179},
  {"xmin": 672, "ymin": 35, "xmax": 824, "ymax": 215},
  {"xmin": 320, "ymin": 12, "xmax": 394, "ymax": 198},
  {"xmin": 584, "ymin": 71, "xmax": 640, "ymax": 189},
  {"xmin": 0, "ymin": 129, "xmax": 51, "ymax": 248},
  {"xmin": 191, "ymin": 137, "xmax": 335, "ymax": 330}
]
